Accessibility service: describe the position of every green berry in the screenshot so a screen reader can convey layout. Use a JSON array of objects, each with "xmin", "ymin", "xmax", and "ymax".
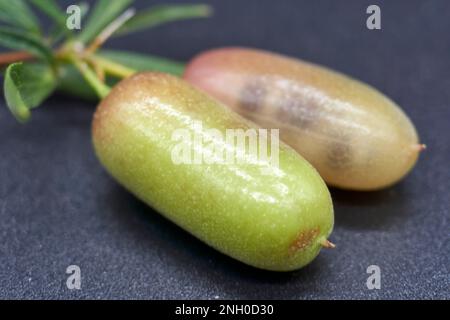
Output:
[{"xmin": 92, "ymin": 72, "xmax": 334, "ymax": 271}]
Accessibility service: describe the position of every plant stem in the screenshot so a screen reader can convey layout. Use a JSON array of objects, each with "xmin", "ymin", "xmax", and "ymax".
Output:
[
  {"xmin": 87, "ymin": 54, "xmax": 136, "ymax": 78},
  {"xmin": 70, "ymin": 57, "xmax": 111, "ymax": 98},
  {"xmin": 92, "ymin": 62, "xmax": 106, "ymax": 82},
  {"xmin": 0, "ymin": 51, "xmax": 34, "ymax": 66}
]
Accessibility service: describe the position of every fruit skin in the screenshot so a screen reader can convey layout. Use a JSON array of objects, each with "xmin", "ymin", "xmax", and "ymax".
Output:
[
  {"xmin": 92, "ymin": 72, "xmax": 334, "ymax": 271},
  {"xmin": 184, "ymin": 47, "xmax": 422, "ymax": 191}
]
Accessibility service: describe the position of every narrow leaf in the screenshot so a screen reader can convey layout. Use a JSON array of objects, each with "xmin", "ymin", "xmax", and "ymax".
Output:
[
  {"xmin": 0, "ymin": 0, "xmax": 41, "ymax": 34},
  {"xmin": 4, "ymin": 62, "xmax": 57, "ymax": 122},
  {"xmin": 0, "ymin": 27, "xmax": 52, "ymax": 61},
  {"xmin": 57, "ymin": 64, "xmax": 98, "ymax": 101},
  {"xmin": 116, "ymin": 4, "xmax": 212, "ymax": 36},
  {"xmin": 77, "ymin": 0, "xmax": 133, "ymax": 44},
  {"xmin": 78, "ymin": 2, "xmax": 90, "ymax": 19},
  {"xmin": 29, "ymin": 0, "xmax": 67, "ymax": 28},
  {"xmin": 99, "ymin": 49, "xmax": 185, "ymax": 76},
  {"xmin": 57, "ymin": 50, "xmax": 185, "ymax": 100}
]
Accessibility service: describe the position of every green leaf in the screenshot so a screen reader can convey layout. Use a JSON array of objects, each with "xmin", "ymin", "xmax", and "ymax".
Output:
[
  {"xmin": 77, "ymin": 0, "xmax": 133, "ymax": 44},
  {"xmin": 0, "ymin": 26, "xmax": 52, "ymax": 61},
  {"xmin": 78, "ymin": 2, "xmax": 90, "ymax": 19},
  {"xmin": 29, "ymin": 0, "xmax": 67, "ymax": 28},
  {"xmin": 99, "ymin": 49, "xmax": 185, "ymax": 76},
  {"xmin": 4, "ymin": 62, "xmax": 57, "ymax": 122},
  {"xmin": 116, "ymin": 4, "xmax": 212, "ymax": 36},
  {"xmin": 57, "ymin": 50, "xmax": 186, "ymax": 101},
  {"xmin": 0, "ymin": 0, "xmax": 41, "ymax": 34},
  {"xmin": 57, "ymin": 64, "xmax": 98, "ymax": 101}
]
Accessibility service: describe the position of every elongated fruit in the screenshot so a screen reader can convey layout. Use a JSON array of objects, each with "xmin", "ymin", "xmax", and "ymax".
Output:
[
  {"xmin": 184, "ymin": 47, "xmax": 424, "ymax": 190},
  {"xmin": 92, "ymin": 72, "xmax": 334, "ymax": 271}
]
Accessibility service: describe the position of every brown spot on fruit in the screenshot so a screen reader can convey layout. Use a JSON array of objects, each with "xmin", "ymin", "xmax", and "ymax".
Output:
[
  {"xmin": 326, "ymin": 130, "xmax": 352, "ymax": 170},
  {"xmin": 239, "ymin": 79, "xmax": 267, "ymax": 112},
  {"xmin": 276, "ymin": 93, "xmax": 319, "ymax": 129},
  {"xmin": 289, "ymin": 228, "xmax": 320, "ymax": 255}
]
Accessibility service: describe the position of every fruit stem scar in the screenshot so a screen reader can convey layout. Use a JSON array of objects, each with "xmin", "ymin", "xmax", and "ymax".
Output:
[{"xmin": 318, "ymin": 237, "xmax": 336, "ymax": 249}]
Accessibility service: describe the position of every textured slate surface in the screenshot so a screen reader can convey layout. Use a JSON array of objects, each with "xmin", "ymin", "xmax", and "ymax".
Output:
[{"xmin": 0, "ymin": 0, "xmax": 449, "ymax": 299}]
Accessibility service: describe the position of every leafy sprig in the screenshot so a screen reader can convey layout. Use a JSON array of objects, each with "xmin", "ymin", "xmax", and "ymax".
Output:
[{"xmin": 0, "ymin": 0, "xmax": 212, "ymax": 122}]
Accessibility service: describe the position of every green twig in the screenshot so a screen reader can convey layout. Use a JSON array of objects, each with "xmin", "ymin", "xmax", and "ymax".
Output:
[
  {"xmin": 87, "ymin": 54, "xmax": 136, "ymax": 78},
  {"xmin": 70, "ymin": 57, "xmax": 111, "ymax": 98}
]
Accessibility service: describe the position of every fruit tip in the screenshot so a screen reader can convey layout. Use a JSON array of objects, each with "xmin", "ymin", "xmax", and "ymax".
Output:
[
  {"xmin": 413, "ymin": 143, "xmax": 427, "ymax": 152},
  {"xmin": 319, "ymin": 238, "xmax": 336, "ymax": 249}
]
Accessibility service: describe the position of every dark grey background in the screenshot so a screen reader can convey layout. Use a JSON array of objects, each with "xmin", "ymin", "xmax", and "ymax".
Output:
[{"xmin": 1, "ymin": 0, "xmax": 449, "ymax": 299}]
